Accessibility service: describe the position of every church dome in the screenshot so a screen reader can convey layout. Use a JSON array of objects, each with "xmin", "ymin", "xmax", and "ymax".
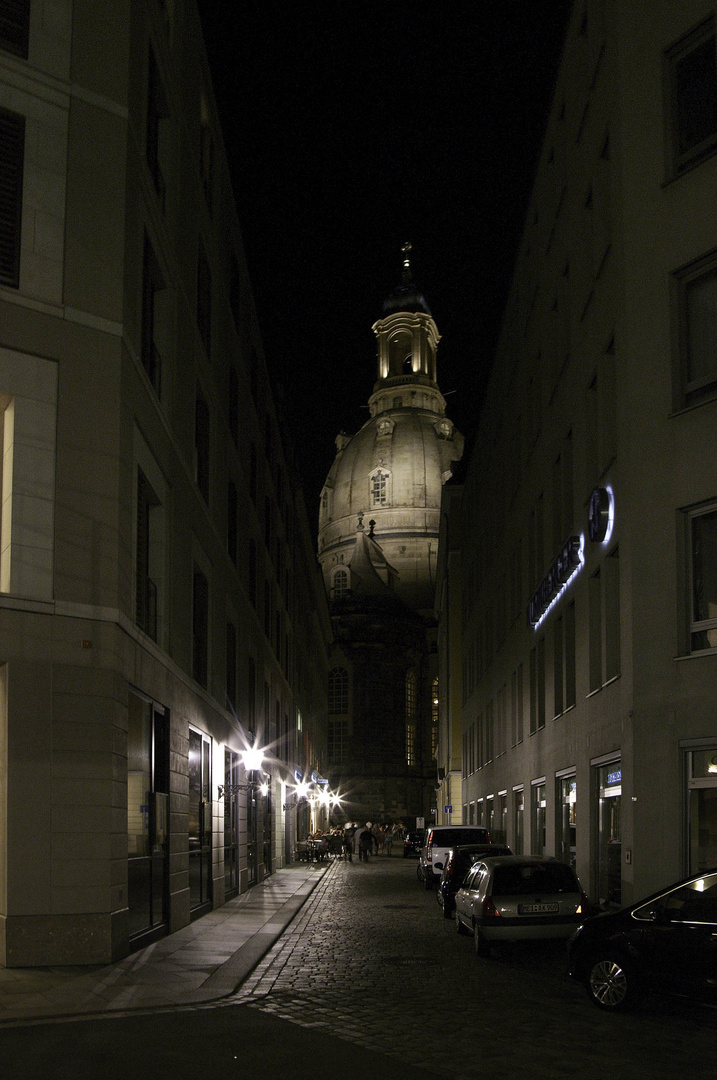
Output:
[{"xmin": 318, "ymin": 249, "xmax": 463, "ymax": 615}]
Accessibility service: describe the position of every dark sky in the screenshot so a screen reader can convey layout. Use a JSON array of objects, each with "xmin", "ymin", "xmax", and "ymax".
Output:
[{"xmin": 197, "ymin": 1, "xmax": 572, "ymax": 510}]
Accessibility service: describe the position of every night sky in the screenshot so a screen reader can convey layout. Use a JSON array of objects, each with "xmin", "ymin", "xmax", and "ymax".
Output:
[{"xmin": 197, "ymin": 1, "xmax": 572, "ymax": 512}]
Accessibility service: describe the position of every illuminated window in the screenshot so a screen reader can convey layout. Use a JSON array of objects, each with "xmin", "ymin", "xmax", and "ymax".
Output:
[
  {"xmin": 406, "ymin": 669, "xmax": 417, "ymax": 766},
  {"xmin": 371, "ymin": 469, "xmax": 389, "ymax": 507}
]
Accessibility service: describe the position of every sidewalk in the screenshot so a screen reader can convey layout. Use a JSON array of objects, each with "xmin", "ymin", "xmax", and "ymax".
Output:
[{"xmin": 0, "ymin": 862, "xmax": 330, "ymax": 1026}]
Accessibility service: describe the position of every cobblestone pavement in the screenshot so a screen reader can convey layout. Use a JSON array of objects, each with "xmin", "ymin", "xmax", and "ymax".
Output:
[{"xmin": 231, "ymin": 855, "xmax": 717, "ymax": 1080}]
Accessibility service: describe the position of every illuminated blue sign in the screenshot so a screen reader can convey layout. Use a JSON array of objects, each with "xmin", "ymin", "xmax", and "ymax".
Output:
[{"xmin": 528, "ymin": 535, "xmax": 584, "ymax": 628}]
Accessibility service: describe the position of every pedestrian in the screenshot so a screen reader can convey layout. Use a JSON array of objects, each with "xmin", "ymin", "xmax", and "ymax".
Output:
[
  {"xmin": 343, "ymin": 822, "xmax": 356, "ymax": 861},
  {"xmin": 384, "ymin": 827, "xmax": 393, "ymax": 857},
  {"xmin": 358, "ymin": 822, "xmax": 372, "ymax": 862}
]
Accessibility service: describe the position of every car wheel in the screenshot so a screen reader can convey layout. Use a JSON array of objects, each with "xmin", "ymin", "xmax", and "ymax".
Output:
[
  {"xmin": 473, "ymin": 923, "xmax": 491, "ymax": 958},
  {"xmin": 416, "ymin": 865, "xmax": 423, "ymax": 883},
  {"xmin": 456, "ymin": 913, "xmax": 470, "ymax": 935},
  {"xmin": 586, "ymin": 954, "xmax": 637, "ymax": 1011}
]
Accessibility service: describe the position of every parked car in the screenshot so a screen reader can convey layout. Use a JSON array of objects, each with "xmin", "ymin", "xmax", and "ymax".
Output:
[
  {"xmin": 454, "ymin": 855, "xmax": 589, "ymax": 956},
  {"xmin": 437, "ymin": 844, "xmax": 512, "ymax": 918},
  {"xmin": 403, "ymin": 830, "xmax": 425, "ymax": 858},
  {"xmin": 418, "ymin": 825, "xmax": 491, "ymax": 889},
  {"xmin": 568, "ymin": 867, "xmax": 717, "ymax": 1011}
]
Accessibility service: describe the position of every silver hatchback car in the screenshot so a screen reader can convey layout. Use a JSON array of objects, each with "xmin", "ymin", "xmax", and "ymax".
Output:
[{"xmin": 455, "ymin": 855, "xmax": 589, "ymax": 957}]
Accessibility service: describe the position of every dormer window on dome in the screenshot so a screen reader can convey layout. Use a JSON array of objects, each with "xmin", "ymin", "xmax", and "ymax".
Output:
[{"xmin": 370, "ymin": 468, "xmax": 390, "ymax": 507}]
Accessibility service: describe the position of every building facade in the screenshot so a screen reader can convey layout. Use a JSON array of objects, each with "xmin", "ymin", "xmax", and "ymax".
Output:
[
  {"xmin": 0, "ymin": 0, "xmax": 330, "ymax": 967},
  {"xmin": 318, "ymin": 252, "xmax": 463, "ymax": 827},
  {"xmin": 456, "ymin": 0, "xmax": 717, "ymax": 909}
]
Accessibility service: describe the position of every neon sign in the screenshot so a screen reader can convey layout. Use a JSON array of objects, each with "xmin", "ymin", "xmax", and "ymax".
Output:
[{"xmin": 528, "ymin": 534, "xmax": 584, "ymax": 628}]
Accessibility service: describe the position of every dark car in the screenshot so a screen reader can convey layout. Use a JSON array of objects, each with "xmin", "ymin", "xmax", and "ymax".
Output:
[
  {"xmin": 403, "ymin": 830, "xmax": 425, "ymax": 858},
  {"xmin": 568, "ymin": 867, "xmax": 717, "ymax": 1011},
  {"xmin": 437, "ymin": 844, "xmax": 512, "ymax": 918}
]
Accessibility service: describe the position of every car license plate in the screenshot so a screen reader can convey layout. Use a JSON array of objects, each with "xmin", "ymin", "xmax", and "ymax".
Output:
[{"xmin": 518, "ymin": 902, "xmax": 559, "ymax": 914}]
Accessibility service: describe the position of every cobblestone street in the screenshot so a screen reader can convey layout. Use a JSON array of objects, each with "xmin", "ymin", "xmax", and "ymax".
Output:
[{"xmin": 233, "ymin": 855, "xmax": 717, "ymax": 1080}]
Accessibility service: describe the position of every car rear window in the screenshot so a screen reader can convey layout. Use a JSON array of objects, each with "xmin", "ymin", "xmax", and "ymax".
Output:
[
  {"xmin": 432, "ymin": 828, "xmax": 489, "ymax": 846},
  {"xmin": 492, "ymin": 862, "xmax": 578, "ymax": 896}
]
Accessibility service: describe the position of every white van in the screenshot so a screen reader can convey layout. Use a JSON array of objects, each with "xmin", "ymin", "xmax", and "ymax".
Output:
[{"xmin": 418, "ymin": 824, "xmax": 491, "ymax": 889}]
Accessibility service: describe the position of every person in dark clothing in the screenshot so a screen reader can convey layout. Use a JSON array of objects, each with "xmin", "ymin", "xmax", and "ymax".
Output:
[{"xmin": 357, "ymin": 822, "xmax": 372, "ymax": 862}]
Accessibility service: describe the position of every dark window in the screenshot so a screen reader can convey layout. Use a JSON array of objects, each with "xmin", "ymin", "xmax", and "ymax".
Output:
[
  {"xmin": 675, "ymin": 257, "xmax": 717, "ymax": 407},
  {"xmin": 0, "ymin": 106, "xmax": 24, "ymax": 288},
  {"xmin": 0, "ymin": 0, "xmax": 30, "ymax": 58},
  {"xmin": 146, "ymin": 49, "xmax": 169, "ymax": 206},
  {"xmin": 194, "ymin": 388, "xmax": 209, "ymax": 501},
  {"xmin": 226, "ymin": 620, "xmax": 237, "ymax": 712},
  {"xmin": 197, "ymin": 245, "xmax": 211, "ymax": 356},
  {"xmin": 141, "ymin": 234, "xmax": 165, "ymax": 396},
  {"xmin": 227, "ymin": 479, "xmax": 237, "ymax": 564},
  {"xmin": 192, "ymin": 565, "xmax": 209, "ymax": 687},
  {"xmin": 328, "ymin": 667, "xmax": 349, "ymax": 713},
  {"xmin": 491, "ymin": 861, "xmax": 579, "ymax": 896},
  {"xmin": 669, "ymin": 22, "xmax": 717, "ymax": 171},
  {"xmin": 136, "ymin": 468, "xmax": 159, "ymax": 639},
  {"xmin": 690, "ymin": 506, "xmax": 717, "ymax": 652}
]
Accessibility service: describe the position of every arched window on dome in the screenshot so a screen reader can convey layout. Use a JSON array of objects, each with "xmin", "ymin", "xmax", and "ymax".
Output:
[
  {"xmin": 405, "ymin": 669, "xmax": 417, "ymax": 766},
  {"xmin": 332, "ymin": 567, "xmax": 349, "ymax": 599},
  {"xmin": 370, "ymin": 469, "xmax": 390, "ymax": 507}
]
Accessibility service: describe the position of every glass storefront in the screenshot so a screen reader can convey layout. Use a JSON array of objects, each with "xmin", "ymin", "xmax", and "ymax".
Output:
[
  {"xmin": 513, "ymin": 787, "xmax": 524, "ymax": 854},
  {"xmin": 596, "ymin": 760, "xmax": 621, "ymax": 908},
  {"xmin": 127, "ymin": 692, "xmax": 169, "ymax": 946},
  {"xmin": 558, "ymin": 774, "xmax": 577, "ymax": 868},
  {"xmin": 688, "ymin": 748, "xmax": 717, "ymax": 873},
  {"xmin": 224, "ymin": 749, "xmax": 240, "ymax": 899},
  {"xmin": 531, "ymin": 780, "xmax": 546, "ymax": 855},
  {"xmin": 188, "ymin": 729, "xmax": 212, "ymax": 914}
]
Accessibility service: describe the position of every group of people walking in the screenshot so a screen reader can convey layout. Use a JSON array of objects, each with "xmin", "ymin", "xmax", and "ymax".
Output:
[{"xmin": 340, "ymin": 822, "xmax": 402, "ymax": 862}]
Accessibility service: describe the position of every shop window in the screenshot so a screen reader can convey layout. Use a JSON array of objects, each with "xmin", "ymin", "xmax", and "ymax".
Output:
[
  {"xmin": 557, "ymin": 773, "xmax": 577, "ymax": 868},
  {"xmin": 666, "ymin": 18, "xmax": 717, "ymax": 175},
  {"xmin": 595, "ymin": 760, "xmax": 621, "ymax": 907},
  {"xmin": 513, "ymin": 788, "xmax": 524, "ymax": 855},
  {"xmin": 531, "ymin": 780, "xmax": 546, "ymax": 855},
  {"xmin": 188, "ymin": 729, "xmax": 212, "ymax": 910},
  {"xmin": 687, "ymin": 747, "xmax": 717, "ymax": 873},
  {"xmin": 0, "ymin": 106, "xmax": 24, "ymax": 288},
  {"xmin": 0, "ymin": 0, "xmax": 29, "ymax": 58},
  {"xmin": 127, "ymin": 693, "xmax": 169, "ymax": 944},
  {"xmin": 689, "ymin": 504, "xmax": 717, "ymax": 651}
]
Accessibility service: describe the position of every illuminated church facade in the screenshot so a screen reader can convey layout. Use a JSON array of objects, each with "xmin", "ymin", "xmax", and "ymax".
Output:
[{"xmin": 317, "ymin": 248, "xmax": 464, "ymax": 826}]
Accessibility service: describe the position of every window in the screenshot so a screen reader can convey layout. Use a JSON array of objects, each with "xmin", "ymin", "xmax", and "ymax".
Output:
[
  {"xmin": 332, "ymin": 567, "xmax": 349, "ymax": 598},
  {"xmin": 192, "ymin": 564, "xmax": 209, "ymax": 687},
  {"xmin": 667, "ymin": 19, "xmax": 717, "ymax": 175},
  {"xmin": 328, "ymin": 666, "xmax": 348, "ymax": 714},
  {"xmin": 371, "ymin": 469, "xmax": 389, "ymax": 507},
  {"xmin": 674, "ymin": 254, "xmax": 717, "ymax": 407},
  {"xmin": 589, "ymin": 552, "xmax": 621, "ymax": 688},
  {"xmin": 328, "ymin": 719, "xmax": 349, "ymax": 763},
  {"xmin": 141, "ymin": 234, "xmax": 166, "ymax": 396},
  {"xmin": 0, "ymin": 0, "xmax": 30, "ymax": 58},
  {"xmin": 197, "ymin": 244, "xmax": 211, "ymax": 356},
  {"xmin": 0, "ymin": 106, "xmax": 24, "ymax": 288},
  {"xmin": 194, "ymin": 388, "xmax": 209, "ymax": 501},
  {"xmin": 405, "ymin": 669, "xmax": 417, "ymax": 765},
  {"xmin": 689, "ymin": 505, "xmax": 717, "ymax": 652},
  {"xmin": 146, "ymin": 49, "xmax": 169, "ymax": 206},
  {"xmin": 136, "ymin": 468, "xmax": 161, "ymax": 639}
]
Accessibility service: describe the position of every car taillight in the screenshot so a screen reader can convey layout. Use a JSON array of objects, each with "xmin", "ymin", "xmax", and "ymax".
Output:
[
  {"xmin": 426, "ymin": 845, "xmax": 432, "ymax": 865},
  {"xmin": 576, "ymin": 891, "xmax": 590, "ymax": 916},
  {"xmin": 481, "ymin": 896, "xmax": 501, "ymax": 918}
]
